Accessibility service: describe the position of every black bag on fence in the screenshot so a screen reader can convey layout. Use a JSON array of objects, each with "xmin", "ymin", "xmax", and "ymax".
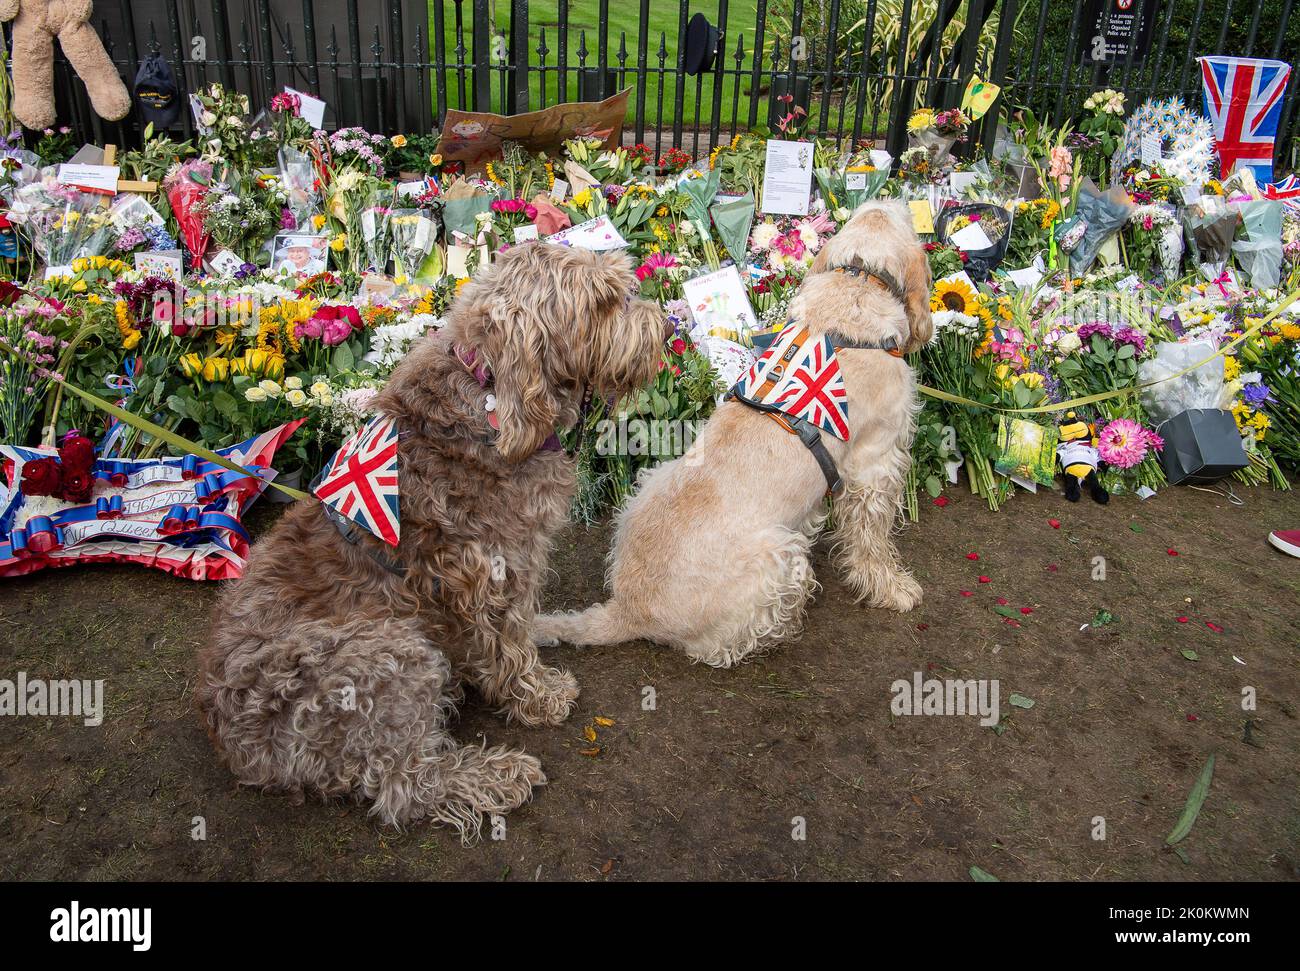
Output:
[{"xmin": 1157, "ymin": 408, "xmax": 1248, "ymax": 485}]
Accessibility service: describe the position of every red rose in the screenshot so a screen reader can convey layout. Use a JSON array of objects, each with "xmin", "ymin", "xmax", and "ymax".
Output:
[
  {"xmin": 61, "ymin": 471, "xmax": 94, "ymax": 504},
  {"xmin": 0, "ymin": 279, "xmax": 22, "ymax": 305},
  {"xmin": 59, "ymin": 435, "xmax": 96, "ymax": 477},
  {"xmin": 339, "ymin": 306, "xmax": 362, "ymax": 329},
  {"xmin": 315, "ymin": 305, "xmax": 340, "ymax": 320},
  {"xmin": 171, "ymin": 321, "xmax": 191, "ymax": 338},
  {"xmin": 20, "ymin": 457, "xmax": 62, "ymax": 497},
  {"xmin": 670, "ymin": 337, "xmax": 687, "ymax": 355}
]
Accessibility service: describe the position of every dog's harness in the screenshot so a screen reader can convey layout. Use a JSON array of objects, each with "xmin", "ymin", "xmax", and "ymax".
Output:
[{"xmin": 725, "ymin": 260, "xmax": 909, "ymax": 498}]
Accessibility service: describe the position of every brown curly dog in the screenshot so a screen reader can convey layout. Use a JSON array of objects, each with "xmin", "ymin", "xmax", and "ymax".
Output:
[{"xmin": 197, "ymin": 243, "xmax": 666, "ymax": 839}]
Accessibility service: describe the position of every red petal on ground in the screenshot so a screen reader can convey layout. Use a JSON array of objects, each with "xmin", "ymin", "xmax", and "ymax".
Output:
[
  {"xmin": 978, "ymin": 575, "xmax": 991, "ymax": 583},
  {"xmin": 1206, "ymin": 621, "xmax": 1224, "ymax": 633},
  {"xmin": 1048, "ymin": 519, "xmax": 1061, "ymax": 529},
  {"xmin": 1046, "ymin": 564, "xmax": 1059, "ymax": 572},
  {"xmin": 1176, "ymin": 616, "xmax": 1189, "ymax": 623},
  {"xmin": 1186, "ymin": 714, "xmax": 1199, "ymax": 722},
  {"xmin": 960, "ymin": 590, "xmax": 974, "ymax": 597},
  {"xmin": 1167, "ymin": 549, "xmax": 1179, "ymax": 556},
  {"xmin": 1004, "ymin": 618, "xmax": 1021, "ymax": 627},
  {"xmin": 966, "ymin": 552, "xmax": 980, "ymax": 560},
  {"xmin": 916, "ymin": 623, "xmax": 929, "ymax": 631},
  {"xmin": 996, "ymin": 597, "xmax": 1009, "ymax": 605},
  {"xmin": 1020, "ymin": 607, "xmax": 1033, "ymax": 615},
  {"xmin": 933, "ymin": 496, "xmax": 949, "ymax": 507}
]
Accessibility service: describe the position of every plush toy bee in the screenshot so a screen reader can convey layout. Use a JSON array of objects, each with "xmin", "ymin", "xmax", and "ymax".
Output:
[{"xmin": 1056, "ymin": 411, "xmax": 1109, "ymax": 504}]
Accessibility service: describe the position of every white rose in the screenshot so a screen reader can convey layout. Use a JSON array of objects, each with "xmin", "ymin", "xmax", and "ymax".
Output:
[
  {"xmin": 316, "ymin": 393, "xmax": 334, "ymax": 407},
  {"xmin": 244, "ymin": 387, "xmax": 268, "ymax": 402},
  {"xmin": 1056, "ymin": 332, "xmax": 1082, "ymax": 354},
  {"xmin": 200, "ymin": 110, "xmax": 217, "ymax": 127},
  {"xmin": 286, "ymin": 389, "xmax": 308, "ymax": 407},
  {"xmin": 284, "ymin": 376, "xmax": 303, "ymax": 390},
  {"xmin": 309, "ymin": 381, "xmax": 331, "ymax": 398},
  {"xmin": 258, "ymin": 379, "xmax": 282, "ymax": 397}
]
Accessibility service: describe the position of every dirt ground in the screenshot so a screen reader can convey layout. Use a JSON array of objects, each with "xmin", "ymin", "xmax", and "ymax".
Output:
[{"xmin": 1, "ymin": 483, "xmax": 1297, "ymax": 882}]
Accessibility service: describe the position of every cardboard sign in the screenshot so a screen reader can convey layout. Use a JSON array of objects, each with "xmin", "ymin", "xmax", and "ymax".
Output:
[
  {"xmin": 909, "ymin": 199, "xmax": 935, "ymax": 235},
  {"xmin": 513, "ymin": 225, "xmax": 539, "ymax": 242},
  {"xmin": 761, "ymin": 139, "xmax": 814, "ymax": 216},
  {"xmin": 134, "ymin": 250, "xmax": 184, "ymax": 282},
  {"xmin": 284, "ymin": 88, "xmax": 327, "ymax": 129},
  {"xmin": 207, "ymin": 249, "xmax": 245, "ymax": 276},
  {"xmin": 436, "ymin": 89, "xmax": 630, "ymax": 171},
  {"xmin": 682, "ymin": 265, "xmax": 757, "ymax": 342},
  {"xmin": 57, "ymin": 164, "xmax": 119, "ymax": 195}
]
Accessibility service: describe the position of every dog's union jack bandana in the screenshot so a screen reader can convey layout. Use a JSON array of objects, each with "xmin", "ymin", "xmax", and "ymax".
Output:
[
  {"xmin": 731, "ymin": 324, "xmax": 850, "ymax": 440},
  {"xmin": 313, "ymin": 415, "xmax": 401, "ymax": 546}
]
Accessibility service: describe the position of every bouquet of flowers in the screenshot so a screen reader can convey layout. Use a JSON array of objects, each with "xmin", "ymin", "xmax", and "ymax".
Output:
[
  {"xmin": 389, "ymin": 209, "xmax": 438, "ymax": 280},
  {"xmin": 908, "ymin": 107, "xmax": 969, "ymax": 164},
  {"xmin": 201, "ymin": 174, "xmax": 286, "ymax": 264},
  {"xmin": 6, "ymin": 179, "xmax": 117, "ymax": 268},
  {"xmin": 358, "ymin": 189, "xmax": 396, "ymax": 274},
  {"xmin": 937, "ymin": 203, "xmax": 1011, "ymax": 280},
  {"xmin": 163, "ymin": 159, "xmax": 215, "ymax": 267},
  {"xmin": 0, "ymin": 304, "xmax": 66, "ymax": 441},
  {"xmin": 192, "ymin": 82, "xmax": 274, "ymax": 172}
]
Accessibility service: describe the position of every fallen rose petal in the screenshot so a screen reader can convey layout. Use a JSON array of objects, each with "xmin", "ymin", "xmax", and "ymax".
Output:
[
  {"xmin": 1167, "ymin": 549, "xmax": 1179, "ymax": 556},
  {"xmin": 916, "ymin": 623, "xmax": 929, "ymax": 631},
  {"xmin": 1004, "ymin": 618, "xmax": 1021, "ymax": 627},
  {"xmin": 1186, "ymin": 714, "xmax": 1199, "ymax": 722},
  {"xmin": 978, "ymin": 575, "xmax": 991, "ymax": 583},
  {"xmin": 1206, "ymin": 621, "xmax": 1223, "ymax": 633},
  {"xmin": 1048, "ymin": 518, "xmax": 1061, "ymax": 529},
  {"xmin": 960, "ymin": 590, "xmax": 974, "ymax": 597},
  {"xmin": 1046, "ymin": 564, "xmax": 1059, "ymax": 572},
  {"xmin": 996, "ymin": 597, "xmax": 1009, "ymax": 606},
  {"xmin": 933, "ymin": 496, "xmax": 949, "ymax": 507},
  {"xmin": 1176, "ymin": 616, "xmax": 1189, "ymax": 623},
  {"xmin": 1019, "ymin": 607, "xmax": 1033, "ymax": 615},
  {"xmin": 966, "ymin": 552, "xmax": 980, "ymax": 560}
]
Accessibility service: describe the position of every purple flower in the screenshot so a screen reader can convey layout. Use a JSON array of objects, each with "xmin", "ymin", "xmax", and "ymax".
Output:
[
  {"xmin": 1077, "ymin": 321, "xmax": 1114, "ymax": 344},
  {"xmin": 1242, "ymin": 383, "xmax": 1271, "ymax": 407},
  {"xmin": 1113, "ymin": 326, "xmax": 1147, "ymax": 354}
]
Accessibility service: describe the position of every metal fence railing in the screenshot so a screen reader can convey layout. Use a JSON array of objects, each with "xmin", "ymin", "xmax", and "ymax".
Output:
[{"xmin": 36, "ymin": 0, "xmax": 1300, "ymax": 171}]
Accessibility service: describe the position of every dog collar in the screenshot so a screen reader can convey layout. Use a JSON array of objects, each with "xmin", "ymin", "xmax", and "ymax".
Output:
[{"xmin": 829, "ymin": 259, "xmax": 910, "ymax": 309}]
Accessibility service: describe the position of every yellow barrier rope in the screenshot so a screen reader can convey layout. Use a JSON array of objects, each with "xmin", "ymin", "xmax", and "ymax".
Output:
[{"xmin": 916, "ymin": 285, "xmax": 1300, "ymax": 415}]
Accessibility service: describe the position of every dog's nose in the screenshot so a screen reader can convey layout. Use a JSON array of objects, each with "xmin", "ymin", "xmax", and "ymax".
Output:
[{"xmin": 662, "ymin": 319, "xmax": 676, "ymax": 341}]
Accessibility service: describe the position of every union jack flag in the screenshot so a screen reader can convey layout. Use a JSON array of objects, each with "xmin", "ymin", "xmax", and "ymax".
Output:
[
  {"xmin": 1199, "ymin": 55, "xmax": 1292, "ymax": 184},
  {"xmin": 313, "ymin": 416, "xmax": 401, "ymax": 546},
  {"xmin": 732, "ymin": 325, "xmax": 850, "ymax": 440},
  {"xmin": 1264, "ymin": 174, "xmax": 1300, "ymax": 213}
]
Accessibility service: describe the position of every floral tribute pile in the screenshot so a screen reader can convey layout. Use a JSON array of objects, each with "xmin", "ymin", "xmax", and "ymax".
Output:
[{"xmin": 0, "ymin": 82, "xmax": 1297, "ymax": 578}]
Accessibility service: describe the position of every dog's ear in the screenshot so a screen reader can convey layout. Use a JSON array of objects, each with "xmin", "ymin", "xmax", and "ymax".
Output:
[
  {"xmin": 480, "ymin": 294, "xmax": 561, "ymax": 464},
  {"xmin": 899, "ymin": 240, "xmax": 934, "ymax": 353}
]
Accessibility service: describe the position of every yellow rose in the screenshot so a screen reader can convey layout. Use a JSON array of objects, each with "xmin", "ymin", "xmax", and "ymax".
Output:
[
  {"xmin": 201, "ymin": 356, "xmax": 230, "ymax": 382},
  {"xmin": 71, "ymin": 280, "xmax": 87, "ymax": 293},
  {"xmin": 391, "ymin": 134, "xmax": 408, "ymax": 148},
  {"xmin": 428, "ymin": 153, "xmax": 442, "ymax": 166},
  {"xmin": 264, "ymin": 354, "xmax": 285, "ymax": 381},
  {"xmin": 180, "ymin": 353, "xmax": 204, "ymax": 379}
]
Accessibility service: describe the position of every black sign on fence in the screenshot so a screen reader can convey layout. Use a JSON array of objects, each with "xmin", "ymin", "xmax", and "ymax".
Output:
[{"xmin": 1079, "ymin": 0, "xmax": 1157, "ymax": 66}]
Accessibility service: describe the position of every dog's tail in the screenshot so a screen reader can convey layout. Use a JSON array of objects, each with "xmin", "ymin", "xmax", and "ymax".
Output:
[{"xmin": 534, "ymin": 601, "xmax": 643, "ymax": 647}]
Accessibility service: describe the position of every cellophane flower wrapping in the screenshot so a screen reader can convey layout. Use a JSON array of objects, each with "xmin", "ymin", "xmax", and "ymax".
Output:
[
  {"xmin": 1139, "ymin": 339, "xmax": 1230, "ymax": 425},
  {"xmin": 164, "ymin": 160, "xmax": 214, "ymax": 266}
]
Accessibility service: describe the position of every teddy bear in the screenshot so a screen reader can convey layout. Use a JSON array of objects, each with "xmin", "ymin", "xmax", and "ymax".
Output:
[
  {"xmin": 0, "ymin": 0, "xmax": 131, "ymax": 131},
  {"xmin": 1056, "ymin": 411, "xmax": 1109, "ymax": 504}
]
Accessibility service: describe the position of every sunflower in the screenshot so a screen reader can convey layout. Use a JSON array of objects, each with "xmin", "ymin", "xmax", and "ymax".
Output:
[{"xmin": 930, "ymin": 278, "xmax": 978, "ymax": 314}]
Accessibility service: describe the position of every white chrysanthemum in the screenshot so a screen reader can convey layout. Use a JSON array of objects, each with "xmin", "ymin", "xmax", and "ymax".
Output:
[{"xmin": 750, "ymin": 222, "xmax": 780, "ymax": 251}]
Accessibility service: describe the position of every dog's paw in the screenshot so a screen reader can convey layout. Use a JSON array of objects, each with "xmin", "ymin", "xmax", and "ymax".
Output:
[
  {"xmin": 510, "ymin": 665, "xmax": 580, "ymax": 727},
  {"xmin": 875, "ymin": 573, "xmax": 924, "ymax": 612}
]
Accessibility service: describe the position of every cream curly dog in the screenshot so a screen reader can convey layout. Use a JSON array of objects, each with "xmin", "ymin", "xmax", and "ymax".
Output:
[
  {"xmin": 197, "ymin": 244, "xmax": 666, "ymax": 837},
  {"xmin": 536, "ymin": 201, "xmax": 933, "ymax": 666}
]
